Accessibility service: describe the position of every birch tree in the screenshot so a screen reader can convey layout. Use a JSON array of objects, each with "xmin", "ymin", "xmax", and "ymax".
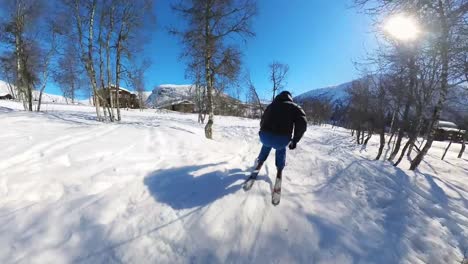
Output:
[
  {"xmin": 269, "ymin": 61, "xmax": 289, "ymax": 101},
  {"xmin": 0, "ymin": 0, "xmax": 46, "ymax": 111},
  {"xmin": 172, "ymin": 0, "xmax": 257, "ymax": 139},
  {"xmin": 355, "ymin": 0, "xmax": 468, "ymax": 170}
]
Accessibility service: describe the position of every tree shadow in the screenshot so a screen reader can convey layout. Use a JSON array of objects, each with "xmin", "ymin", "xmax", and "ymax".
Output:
[
  {"xmin": 415, "ymin": 172, "xmax": 468, "ymax": 253},
  {"xmin": 47, "ymin": 113, "xmax": 93, "ymax": 125},
  {"xmin": 144, "ymin": 163, "xmax": 270, "ymax": 210},
  {"xmin": 313, "ymin": 159, "xmax": 411, "ymax": 262}
]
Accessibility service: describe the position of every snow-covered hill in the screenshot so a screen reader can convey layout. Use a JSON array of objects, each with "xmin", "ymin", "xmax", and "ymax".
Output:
[
  {"xmin": 0, "ymin": 80, "xmax": 15, "ymax": 97},
  {"xmin": 142, "ymin": 91, "xmax": 152, "ymax": 102},
  {"xmin": 0, "ymin": 100, "xmax": 467, "ymax": 263},
  {"xmin": 295, "ymin": 81, "xmax": 352, "ymax": 103},
  {"xmin": 0, "ymin": 80, "xmax": 83, "ymax": 105},
  {"xmin": 146, "ymin": 84, "xmax": 194, "ymax": 108}
]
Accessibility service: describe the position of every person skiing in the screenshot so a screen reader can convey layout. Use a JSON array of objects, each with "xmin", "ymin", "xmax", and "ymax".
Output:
[{"xmin": 243, "ymin": 91, "xmax": 308, "ymax": 205}]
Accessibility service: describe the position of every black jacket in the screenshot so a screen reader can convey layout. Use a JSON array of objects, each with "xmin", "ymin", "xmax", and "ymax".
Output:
[{"xmin": 260, "ymin": 92, "xmax": 307, "ymax": 143}]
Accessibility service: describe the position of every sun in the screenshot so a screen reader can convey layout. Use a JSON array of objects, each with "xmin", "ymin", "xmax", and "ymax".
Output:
[{"xmin": 384, "ymin": 14, "xmax": 421, "ymax": 42}]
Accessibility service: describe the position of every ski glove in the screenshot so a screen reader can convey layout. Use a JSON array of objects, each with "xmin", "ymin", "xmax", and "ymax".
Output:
[{"xmin": 289, "ymin": 141, "xmax": 297, "ymax": 150}]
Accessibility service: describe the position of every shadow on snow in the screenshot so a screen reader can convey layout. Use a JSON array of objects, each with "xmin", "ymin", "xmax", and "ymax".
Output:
[{"xmin": 144, "ymin": 163, "xmax": 270, "ymax": 210}]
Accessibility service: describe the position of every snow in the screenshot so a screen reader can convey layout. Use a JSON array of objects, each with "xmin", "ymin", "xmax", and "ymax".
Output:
[
  {"xmin": 1, "ymin": 100, "xmax": 467, "ymax": 264},
  {"xmin": 0, "ymin": 80, "xmax": 81, "ymax": 105},
  {"xmin": 438, "ymin": 121, "xmax": 458, "ymax": 128},
  {"xmin": 0, "ymin": 80, "xmax": 15, "ymax": 97}
]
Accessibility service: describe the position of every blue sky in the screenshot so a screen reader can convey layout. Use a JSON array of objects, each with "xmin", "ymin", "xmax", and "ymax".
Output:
[
  {"xmin": 146, "ymin": 0, "xmax": 378, "ymax": 100},
  {"xmin": 5, "ymin": 0, "xmax": 378, "ymax": 100}
]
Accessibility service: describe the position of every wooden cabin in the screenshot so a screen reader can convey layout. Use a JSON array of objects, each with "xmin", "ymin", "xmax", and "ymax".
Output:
[
  {"xmin": 100, "ymin": 85, "xmax": 140, "ymax": 109},
  {"xmin": 162, "ymin": 100, "xmax": 195, "ymax": 113},
  {"xmin": 0, "ymin": 94, "xmax": 13, "ymax": 100},
  {"xmin": 434, "ymin": 120, "xmax": 465, "ymax": 142}
]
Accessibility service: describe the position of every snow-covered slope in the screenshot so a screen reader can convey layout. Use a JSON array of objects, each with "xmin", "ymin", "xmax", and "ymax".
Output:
[
  {"xmin": 142, "ymin": 91, "xmax": 152, "ymax": 102},
  {"xmin": 0, "ymin": 100, "xmax": 467, "ymax": 263},
  {"xmin": 0, "ymin": 80, "xmax": 15, "ymax": 96},
  {"xmin": 295, "ymin": 81, "xmax": 352, "ymax": 103},
  {"xmin": 146, "ymin": 84, "xmax": 194, "ymax": 108},
  {"xmin": 0, "ymin": 80, "xmax": 79, "ymax": 105}
]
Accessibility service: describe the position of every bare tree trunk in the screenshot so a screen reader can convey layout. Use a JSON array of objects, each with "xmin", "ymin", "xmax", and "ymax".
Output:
[
  {"xmin": 37, "ymin": 86, "xmax": 45, "ymax": 112},
  {"xmin": 356, "ymin": 129, "xmax": 361, "ymax": 144},
  {"xmin": 88, "ymin": 2, "xmax": 101, "ymax": 120},
  {"xmin": 14, "ymin": 7, "xmax": 29, "ymax": 111},
  {"xmin": 388, "ymin": 131, "xmax": 395, "ymax": 147},
  {"xmin": 441, "ymin": 138, "xmax": 453, "ymax": 161},
  {"xmin": 459, "ymin": 134, "xmax": 466, "ymax": 158},
  {"xmin": 376, "ymin": 127, "xmax": 386, "ymax": 160},
  {"xmin": 394, "ymin": 138, "xmax": 413, "ymax": 166},
  {"xmin": 410, "ymin": 3, "xmax": 450, "ymax": 171},
  {"xmin": 106, "ymin": 5, "xmax": 115, "ymax": 120},
  {"xmin": 388, "ymin": 108, "xmax": 400, "ymax": 148},
  {"xmin": 74, "ymin": 0, "xmax": 102, "ymax": 121},
  {"xmin": 407, "ymin": 129, "xmax": 418, "ymax": 157},
  {"xmin": 205, "ymin": 69, "xmax": 214, "ymax": 138},
  {"xmin": 389, "ymin": 102, "xmax": 410, "ymax": 161},
  {"xmin": 394, "ymin": 114, "xmax": 423, "ymax": 166},
  {"xmin": 203, "ymin": 1, "xmax": 214, "ymax": 139},
  {"xmin": 36, "ymin": 39, "xmax": 54, "ymax": 112},
  {"xmin": 71, "ymin": 85, "xmax": 75, "ymax": 104},
  {"xmin": 26, "ymin": 83, "xmax": 33, "ymax": 111},
  {"xmin": 363, "ymin": 130, "xmax": 372, "ymax": 146},
  {"xmin": 115, "ymin": 29, "xmax": 123, "ymax": 121},
  {"xmin": 389, "ymin": 109, "xmax": 396, "ymax": 134}
]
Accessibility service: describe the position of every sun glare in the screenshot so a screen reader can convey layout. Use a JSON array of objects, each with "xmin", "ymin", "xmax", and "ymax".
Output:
[{"xmin": 384, "ymin": 14, "xmax": 420, "ymax": 42}]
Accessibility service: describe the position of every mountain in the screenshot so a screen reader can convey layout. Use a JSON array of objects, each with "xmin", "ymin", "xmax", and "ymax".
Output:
[
  {"xmin": 294, "ymin": 81, "xmax": 352, "ymax": 103},
  {"xmin": 295, "ymin": 80, "xmax": 467, "ymax": 111},
  {"xmin": 142, "ymin": 91, "xmax": 152, "ymax": 102},
  {"xmin": 146, "ymin": 84, "xmax": 194, "ymax": 108}
]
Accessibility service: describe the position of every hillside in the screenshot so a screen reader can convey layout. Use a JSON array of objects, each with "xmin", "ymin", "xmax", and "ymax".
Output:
[
  {"xmin": 295, "ymin": 81, "xmax": 352, "ymax": 103},
  {"xmin": 295, "ymin": 80, "xmax": 467, "ymax": 118},
  {"xmin": 0, "ymin": 100, "xmax": 467, "ymax": 263},
  {"xmin": 0, "ymin": 80, "xmax": 82, "ymax": 105},
  {"xmin": 146, "ymin": 84, "xmax": 194, "ymax": 108}
]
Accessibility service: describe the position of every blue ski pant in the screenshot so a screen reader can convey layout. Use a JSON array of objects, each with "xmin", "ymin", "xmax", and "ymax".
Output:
[{"xmin": 257, "ymin": 131, "xmax": 291, "ymax": 170}]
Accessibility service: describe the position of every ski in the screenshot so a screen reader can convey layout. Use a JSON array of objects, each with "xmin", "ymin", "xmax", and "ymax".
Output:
[
  {"xmin": 242, "ymin": 171, "xmax": 259, "ymax": 191},
  {"xmin": 272, "ymin": 178, "xmax": 282, "ymax": 206}
]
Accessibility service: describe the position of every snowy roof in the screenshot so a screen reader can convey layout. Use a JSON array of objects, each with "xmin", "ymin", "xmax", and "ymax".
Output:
[
  {"xmin": 109, "ymin": 84, "xmax": 136, "ymax": 95},
  {"xmin": 437, "ymin": 120, "xmax": 458, "ymax": 129}
]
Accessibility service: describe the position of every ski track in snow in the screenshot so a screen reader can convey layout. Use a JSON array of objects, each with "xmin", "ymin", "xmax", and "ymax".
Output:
[{"xmin": 0, "ymin": 100, "xmax": 467, "ymax": 264}]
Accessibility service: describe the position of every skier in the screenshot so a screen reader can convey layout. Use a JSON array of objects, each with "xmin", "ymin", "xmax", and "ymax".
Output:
[{"xmin": 243, "ymin": 91, "xmax": 307, "ymax": 205}]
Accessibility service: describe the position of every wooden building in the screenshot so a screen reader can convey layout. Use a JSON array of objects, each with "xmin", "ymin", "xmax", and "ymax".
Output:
[
  {"xmin": 161, "ymin": 100, "xmax": 195, "ymax": 113},
  {"xmin": 100, "ymin": 85, "xmax": 140, "ymax": 109},
  {"xmin": 434, "ymin": 120, "xmax": 465, "ymax": 142},
  {"xmin": 0, "ymin": 94, "xmax": 13, "ymax": 100}
]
